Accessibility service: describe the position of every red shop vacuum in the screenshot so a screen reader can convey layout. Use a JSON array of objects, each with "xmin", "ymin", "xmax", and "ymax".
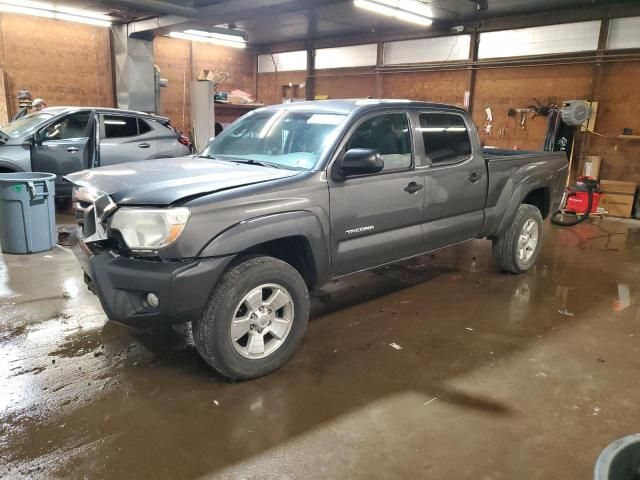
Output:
[{"xmin": 552, "ymin": 176, "xmax": 601, "ymax": 226}]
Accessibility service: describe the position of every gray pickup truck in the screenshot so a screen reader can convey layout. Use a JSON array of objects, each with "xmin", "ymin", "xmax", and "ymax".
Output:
[{"xmin": 67, "ymin": 99, "xmax": 568, "ymax": 380}]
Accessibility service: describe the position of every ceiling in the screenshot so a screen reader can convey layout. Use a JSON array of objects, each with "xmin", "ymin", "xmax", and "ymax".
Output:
[{"xmin": 37, "ymin": 0, "xmax": 640, "ymax": 45}]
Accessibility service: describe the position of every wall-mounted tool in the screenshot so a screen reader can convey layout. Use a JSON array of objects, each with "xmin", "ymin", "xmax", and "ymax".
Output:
[
  {"xmin": 561, "ymin": 100, "xmax": 592, "ymax": 126},
  {"xmin": 527, "ymin": 97, "xmax": 556, "ymax": 118},
  {"xmin": 484, "ymin": 106, "xmax": 493, "ymax": 135},
  {"xmin": 508, "ymin": 108, "xmax": 530, "ymax": 130},
  {"xmin": 507, "ymin": 98, "xmax": 556, "ymax": 132}
]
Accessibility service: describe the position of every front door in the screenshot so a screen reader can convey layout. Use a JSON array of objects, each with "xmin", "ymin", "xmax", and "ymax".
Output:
[
  {"xmin": 329, "ymin": 112, "xmax": 424, "ymax": 277},
  {"xmin": 31, "ymin": 110, "xmax": 96, "ymax": 176}
]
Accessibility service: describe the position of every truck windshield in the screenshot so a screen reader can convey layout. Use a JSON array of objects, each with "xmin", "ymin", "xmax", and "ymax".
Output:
[
  {"xmin": 1, "ymin": 112, "xmax": 54, "ymax": 138},
  {"xmin": 202, "ymin": 109, "xmax": 347, "ymax": 171}
]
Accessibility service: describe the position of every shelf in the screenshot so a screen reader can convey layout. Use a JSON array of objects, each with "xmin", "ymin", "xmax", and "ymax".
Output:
[{"xmin": 618, "ymin": 135, "xmax": 640, "ymax": 141}]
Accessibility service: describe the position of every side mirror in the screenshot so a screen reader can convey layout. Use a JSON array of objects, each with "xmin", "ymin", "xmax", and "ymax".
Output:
[{"xmin": 337, "ymin": 148, "xmax": 384, "ymax": 178}]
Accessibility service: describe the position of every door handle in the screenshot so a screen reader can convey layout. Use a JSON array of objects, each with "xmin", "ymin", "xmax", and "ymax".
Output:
[
  {"xmin": 67, "ymin": 147, "xmax": 79, "ymax": 153},
  {"xmin": 468, "ymin": 172, "xmax": 481, "ymax": 183},
  {"xmin": 138, "ymin": 143, "xmax": 151, "ymax": 149},
  {"xmin": 404, "ymin": 182, "xmax": 424, "ymax": 194}
]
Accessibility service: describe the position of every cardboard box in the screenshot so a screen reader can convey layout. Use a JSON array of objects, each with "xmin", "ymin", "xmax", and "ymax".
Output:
[
  {"xmin": 600, "ymin": 180, "xmax": 637, "ymax": 195},
  {"xmin": 600, "ymin": 193, "xmax": 635, "ymax": 218},
  {"xmin": 582, "ymin": 155, "xmax": 601, "ymax": 179},
  {"xmin": 599, "ymin": 180, "xmax": 637, "ymax": 218}
]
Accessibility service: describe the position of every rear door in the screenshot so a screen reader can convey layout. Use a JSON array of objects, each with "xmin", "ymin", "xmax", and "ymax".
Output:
[
  {"xmin": 99, "ymin": 114, "xmax": 158, "ymax": 166},
  {"xmin": 31, "ymin": 110, "xmax": 96, "ymax": 176},
  {"xmin": 413, "ymin": 110, "xmax": 487, "ymax": 251},
  {"xmin": 328, "ymin": 111, "xmax": 425, "ymax": 276}
]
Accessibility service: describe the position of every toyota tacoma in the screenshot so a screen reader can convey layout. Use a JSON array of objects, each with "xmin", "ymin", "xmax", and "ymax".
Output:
[{"xmin": 67, "ymin": 100, "xmax": 568, "ymax": 380}]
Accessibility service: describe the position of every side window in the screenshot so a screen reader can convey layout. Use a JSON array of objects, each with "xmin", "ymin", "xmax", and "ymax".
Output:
[
  {"xmin": 345, "ymin": 113, "xmax": 412, "ymax": 172},
  {"xmin": 138, "ymin": 119, "xmax": 152, "ymax": 135},
  {"xmin": 43, "ymin": 112, "xmax": 90, "ymax": 141},
  {"xmin": 103, "ymin": 115, "xmax": 138, "ymax": 138},
  {"xmin": 419, "ymin": 113, "xmax": 472, "ymax": 164}
]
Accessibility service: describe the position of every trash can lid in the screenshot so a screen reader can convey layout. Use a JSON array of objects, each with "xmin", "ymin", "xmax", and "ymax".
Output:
[
  {"xmin": 0, "ymin": 172, "xmax": 57, "ymax": 183},
  {"xmin": 594, "ymin": 433, "xmax": 640, "ymax": 480}
]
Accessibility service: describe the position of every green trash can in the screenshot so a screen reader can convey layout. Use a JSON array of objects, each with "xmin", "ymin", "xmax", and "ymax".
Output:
[{"xmin": 0, "ymin": 172, "xmax": 57, "ymax": 254}]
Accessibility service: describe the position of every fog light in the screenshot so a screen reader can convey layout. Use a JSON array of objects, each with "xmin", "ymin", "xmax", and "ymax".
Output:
[{"xmin": 146, "ymin": 293, "xmax": 159, "ymax": 309}]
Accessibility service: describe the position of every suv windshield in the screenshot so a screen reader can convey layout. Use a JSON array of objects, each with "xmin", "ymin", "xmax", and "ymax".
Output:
[
  {"xmin": 202, "ymin": 109, "xmax": 347, "ymax": 170},
  {"xmin": 1, "ymin": 112, "xmax": 54, "ymax": 138}
]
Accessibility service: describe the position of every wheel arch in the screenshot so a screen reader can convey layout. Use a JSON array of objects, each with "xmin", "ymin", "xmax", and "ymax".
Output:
[
  {"xmin": 493, "ymin": 177, "xmax": 550, "ymax": 238},
  {"xmin": 522, "ymin": 186, "xmax": 551, "ymax": 219},
  {"xmin": 199, "ymin": 211, "xmax": 330, "ymax": 290},
  {"xmin": 0, "ymin": 159, "xmax": 24, "ymax": 172}
]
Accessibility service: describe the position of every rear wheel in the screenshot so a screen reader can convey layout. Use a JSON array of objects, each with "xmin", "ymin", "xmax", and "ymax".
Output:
[
  {"xmin": 493, "ymin": 204, "xmax": 543, "ymax": 274},
  {"xmin": 193, "ymin": 256, "xmax": 309, "ymax": 381}
]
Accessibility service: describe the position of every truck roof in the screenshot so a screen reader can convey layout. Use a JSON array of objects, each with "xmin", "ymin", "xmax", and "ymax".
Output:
[{"xmin": 265, "ymin": 99, "xmax": 468, "ymax": 114}]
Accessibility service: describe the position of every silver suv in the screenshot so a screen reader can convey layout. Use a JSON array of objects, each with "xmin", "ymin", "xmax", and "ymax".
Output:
[{"xmin": 0, "ymin": 107, "xmax": 191, "ymax": 196}]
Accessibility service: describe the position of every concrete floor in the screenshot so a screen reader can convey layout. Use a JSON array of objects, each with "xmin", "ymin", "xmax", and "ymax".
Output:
[{"xmin": 1, "ymin": 216, "xmax": 639, "ymax": 479}]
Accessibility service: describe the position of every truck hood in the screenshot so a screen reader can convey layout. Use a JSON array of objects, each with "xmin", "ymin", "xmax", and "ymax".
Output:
[{"xmin": 65, "ymin": 156, "xmax": 301, "ymax": 205}]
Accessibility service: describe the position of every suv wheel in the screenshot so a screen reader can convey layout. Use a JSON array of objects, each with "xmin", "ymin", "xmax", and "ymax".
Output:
[
  {"xmin": 493, "ymin": 204, "xmax": 543, "ymax": 274},
  {"xmin": 193, "ymin": 256, "xmax": 310, "ymax": 381}
]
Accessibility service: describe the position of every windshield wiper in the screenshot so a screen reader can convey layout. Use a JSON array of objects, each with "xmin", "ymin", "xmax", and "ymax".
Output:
[
  {"xmin": 199, "ymin": 154, "xmax": 285, "ymax": 169},
  {"xmin": 231, "ymin": 159, "xmax": 282, "ymax": 169}
]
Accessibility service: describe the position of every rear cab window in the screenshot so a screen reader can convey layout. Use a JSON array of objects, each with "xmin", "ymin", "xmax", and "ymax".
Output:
[{"xmin": 418, "ymin": 112, "xmax": 472, "ymax": 165}]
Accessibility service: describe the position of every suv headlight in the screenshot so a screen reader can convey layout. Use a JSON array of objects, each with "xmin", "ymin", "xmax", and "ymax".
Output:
[{"xmin": 109, "ymin": 207, "xmax": 190, "ymax": 251}]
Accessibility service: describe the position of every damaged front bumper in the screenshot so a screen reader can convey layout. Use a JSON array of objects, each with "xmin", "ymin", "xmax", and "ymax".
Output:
[{"xmin": 70, "ymin": 231, "xmax": 234, "ymax": 328}]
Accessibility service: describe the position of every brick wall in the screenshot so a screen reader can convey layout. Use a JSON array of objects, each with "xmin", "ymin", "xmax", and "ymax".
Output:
[
  {"xmin": 382, "ymin": 70, "xmax": 469, "ymax": 106},
  {"xmin": 153, "ymin": 36, "xmax": 192, "ymax": 134},
  {"xmin": 256, "ymin": 70, "xmax": 307, "ymax": 105},
  {"xmin": 154, "ymin": 37, "xmax": 256, "ymax": 134},
  {"xmin": 314, "ymin": 67, "xmax": 377, "ymax": 99},
  {"xmin": 0, "ymin": 13, "xmax": 257, "ymax": 135},
  {"xmin": 471, "ymin": 64, "xmax": 594, "ymax": 151},
  {"xmin": 585, "ymin": 61, "xmax": 640, "ymax": 181},
  {"xmin": 0, "ymin": 13, "xmax": 114, "ymax": 118}
]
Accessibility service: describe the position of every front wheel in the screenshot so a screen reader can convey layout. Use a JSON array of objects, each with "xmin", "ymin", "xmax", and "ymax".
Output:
[
  {"xmin": 493, "ymin": 204, "xmax": 544, "ymax": 274},
  {"xmin": 193, "ymin": 256, "xmax": 310, "ymax": 381}
]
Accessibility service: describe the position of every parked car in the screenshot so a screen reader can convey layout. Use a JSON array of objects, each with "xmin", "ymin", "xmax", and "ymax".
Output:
[
  {"xmin": 0, "ymin": 107, "xmax": 192, "ymax": 196},
  {"xmin": 67, "ymin": 99, "xmax": 568, "ymax": 381}
]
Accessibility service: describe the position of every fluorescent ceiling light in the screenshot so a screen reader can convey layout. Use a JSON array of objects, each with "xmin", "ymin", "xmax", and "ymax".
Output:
[
  {"xmin": 0, "ymin": 0, "xmax": 112, "ymax": 27},
  {"xmin": 184, "ymin": 29, "xmax": 246, "ymax": 44},
  {"xmin": 354, "ymin": 0, "xmax": 433, "ymax": 27},
  {"xmin": 168, "ymin": 30, "xmax": 246, "ymax": 49}
]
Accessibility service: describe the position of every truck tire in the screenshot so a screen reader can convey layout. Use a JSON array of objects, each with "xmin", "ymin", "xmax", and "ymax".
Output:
[
  {"xmin": 493, "ymin": 204, "xmax": 543, "ymax": 274},
  {"xmin": 193, "ymin": 256, "xmax": 310, "ymax": 381}
]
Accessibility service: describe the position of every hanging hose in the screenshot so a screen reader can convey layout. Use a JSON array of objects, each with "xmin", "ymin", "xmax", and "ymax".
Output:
[{"xmin": 551, "ymin": 182, "xmax": 595, "ymax": 226}]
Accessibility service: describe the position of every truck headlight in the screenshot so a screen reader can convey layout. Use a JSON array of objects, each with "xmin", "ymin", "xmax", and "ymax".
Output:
[{"xmin": 109, "ymin": 207, "xmax": 190, "ymax": 251}]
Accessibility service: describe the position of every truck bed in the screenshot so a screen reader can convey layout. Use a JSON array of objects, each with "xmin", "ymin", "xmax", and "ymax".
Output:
[{"xmin": 481, "ymin": 148, "xmax": 569, "ymax": 237}]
